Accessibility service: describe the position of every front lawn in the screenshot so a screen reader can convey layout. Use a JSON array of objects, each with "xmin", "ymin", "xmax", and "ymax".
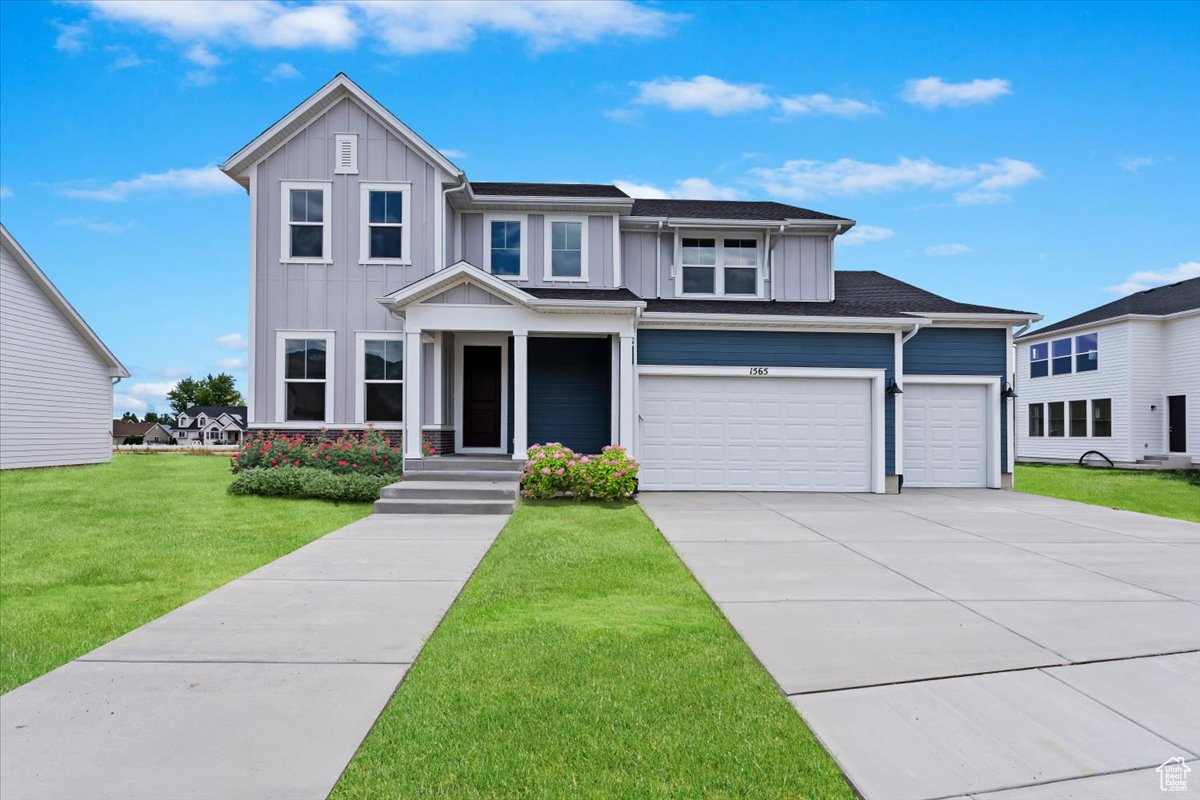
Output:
[
  {"xmin": 1016, "ymin": 463, "xmax": 1200, "ymax": 522},
  {"xmin": 0, "ymin": 454, "xmax": 371, "ymax": 694},
  {"xmin": 333, "ymin": 502, "xmax": 853, "ymax": 800}
]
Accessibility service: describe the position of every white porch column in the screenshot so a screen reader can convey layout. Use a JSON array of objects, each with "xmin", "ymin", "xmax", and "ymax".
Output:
[
  {"xmin": 404, "ymin": 329, "xmax": 423, "ymax": 459},
  {"xmin": 512, "ymin": 333, "xmax": 528, "ymax": 460},
  {"xmin": 618, "ymin": 334, "xmax": 635, "ymax": 453},
  {"xmin": 431, "ymin": 331, "xmax": 444, "ymax": 426}
]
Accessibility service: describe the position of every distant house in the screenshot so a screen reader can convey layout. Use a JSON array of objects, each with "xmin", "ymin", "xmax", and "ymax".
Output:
[
  {"xmin": 143, "ymin": 423, "xmax": 174, "ymax": 444},
  {"xmin": 174, "ymin": 406, "xmax": 248, "ymax": 446},
  {"xmin": 1, "ymin": 224, "xmax": 129, "ymax": 469},
  {"xmin": 112, "ymin": 420, "xmax": 154, "ymax": 445},
  {"xmin": 1016, "ymin": 277, "xmax": 1199, "ymax": 467}
]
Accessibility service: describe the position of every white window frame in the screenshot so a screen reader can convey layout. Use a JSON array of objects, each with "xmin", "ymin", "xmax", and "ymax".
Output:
[
  {"xmin": 674, "ymin": 231, "xmax": 765, "ymax": 298},
  {"xmin": 359, "ymin": 182, "xmax": 412, "ymax": 266},
  {"xmin": 354, "ymin": 331, "xmax": 406, "ymax": 428},
  {"xmin": 1074, "ymin": 331, "xmax": 1098, "ymax": 372},
  {"xmin": 1050, "ymin": 336, "xmax": 1073, "ymax": 376},
  {"xmin": 543, "ymin": 215, "xmax": 589, "ymax": 283},
  {"xmin": 275, "ymin": 330, "xmax": 335, "ymax": 425},
  {"xmin": 334, "ymin": 133, "xmax": 358, "ymax": 175},
  {"xmin": 1029, "ymin": 342, "xmax": 1049, "ymax": 379},
  {"xmin": 483, "ymin": 213, "xmax": 528, "ymax": 281},
  {"xmin": 280, "ymin": 181, "xmax": 332, "ymax": 265}
]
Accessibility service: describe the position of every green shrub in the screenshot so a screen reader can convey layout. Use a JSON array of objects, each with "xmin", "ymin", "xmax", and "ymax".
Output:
[
  {"xmin": 229, "ymin": 466, "xmax": 399, "ymax": 503},
  {"xmin": 520, "ymin": 443, "xmax": 639, "ymax": 501},
  {"xmin": 232, "ymin": 428, "xmax": 401, "ymax": 476},
  {"xmin": 521, "ymin": 443, "xmax": 579, "ymax": 499},
  {"xmin": 122, "ymin": 435, "xmax": 144, "ymax": 445}
]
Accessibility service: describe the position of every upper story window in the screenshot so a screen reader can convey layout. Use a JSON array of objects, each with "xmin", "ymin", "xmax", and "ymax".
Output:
[
  {"xmin": 1075, "ymin": 333, "xmax": 1098, "ymax": 372},
  {"xmin": 281, "ymin": 181, "xmax": 331, "ymax": 263},
  {"xmin": 277, "ymin": 333, "xmax": 333, "ymax": 423},
  {"xmin": 359, "ymin": 183, "xmax": 411, "ymax": 265},
  {"xmin": 679, "ymin": 235, "xmax": 761, "ymax": 297},
  {"xmin": 1030, "ymin": 343, "xmax": 1049, "ymax": 378},
  {"xmin": 484, "ymin": 215, "xmax": 525, "ymax": 279},
  {"xmin": 1051, "ymin": 337, "xmax": 1072, "ymax": 375},
  {"xmin": 544, "ymin": 216, "xmax": 588, "ymax": 282}
]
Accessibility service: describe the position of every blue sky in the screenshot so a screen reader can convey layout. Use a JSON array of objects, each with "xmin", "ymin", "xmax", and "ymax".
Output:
[{"xmin": 1, "ymin": 0, "xmax": 1196, "ymax": 416}]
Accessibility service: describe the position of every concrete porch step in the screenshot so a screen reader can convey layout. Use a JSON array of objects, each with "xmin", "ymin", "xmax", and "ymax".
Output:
[
  {"xmin": 405, "ymin": 469, "xmax": 524, "ymax": 482},
  {"xmin": 373, "ymin": 498, "xmax": 515, "ymax": 515},
  {"xmin": 380, "ymin": 480, "xmax": 518, "ymax": 501},
  {"xmin": 406, "ymin": 457, "xmax": 521, "ymax": 472}
]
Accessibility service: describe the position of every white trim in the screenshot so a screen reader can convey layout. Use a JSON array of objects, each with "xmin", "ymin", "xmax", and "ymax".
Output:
[
  {"xmin": 610, "ymin": 335, "xmax": 620, "ymax": 445},
  {"xmin": 619, "ymin": 335, "xmax": 635, "ymax": 453},
  {"xmin": 247, "ymin": 168, "xmax": 257, "ymax": 422},
  {"xmin": 673, "ymin": 231, "xmax": 765, "ymax": 299},
  {"xmin": 358, "ymin": 182, "xmax": 412, "ymax": 266},
  {"xmin": 274, "ymin": 330, "xmax": 335, "ymax": 424},
  {"xmin": 482, "ymin": 213, "xmax": 528, "ymax": 281},
  {"xmin": 638, "ymin": 312, "xmax": 928, "ymax": 331},
  {"xmin": 353, "ymin": 331, "xmax": 406, "ymax": 427},
  {"xmin": 1006, "ymin": 325, "xmax": 1015, "ymax": 481},
  {"xmin": 612, "ymin": 214, "xmax": 623, "ymax": 288},
  {"xmin": 279, "ymin": 180, "xmax": 332, "ymax": 265},
  {"xmin": 404, "ymin": 330, "xmax": 423, "ymax": 459},
  {"xmin": 453, "ymin": 333, "xmax": 510, "ymax": 455},
  {"xmin": 903, "ymin": 374, "xmax": 1003, "ymax": 489},
  {"xmin": 512, "ymin": 333, "xmax": 528, "ymax": 460},
  {"xmin": 543, "ymin": 214, "xmax": 590, "ymax": 282},
  {"xmin": 431, "ymin": 331, "xmax": 444, "ymax": 426},
  {"xmin": 893, "ymin": 330, "xmax": 904, "ymax": 479},
  {"xmin": 334, "ymin": 133, "xmax": 358, "ymax": 175}
]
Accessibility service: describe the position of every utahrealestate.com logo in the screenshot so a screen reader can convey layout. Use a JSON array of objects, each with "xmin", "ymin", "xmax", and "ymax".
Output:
[{"xmin": 1157, "ymin": 758, "xmax": 1190, "ymax": 792}]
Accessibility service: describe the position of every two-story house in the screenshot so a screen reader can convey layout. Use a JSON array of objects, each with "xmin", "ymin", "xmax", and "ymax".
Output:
[
  {"xmin": 174, "ymin": 406, "xmax": 248, "ymax": 446},
  {"xmin": 1016, "ymin": 277, "xmax": 1199, "ymax": 467},
  {"xmin": 218, "ymin": 74, "xmax": 1041, "ymax": 492}
]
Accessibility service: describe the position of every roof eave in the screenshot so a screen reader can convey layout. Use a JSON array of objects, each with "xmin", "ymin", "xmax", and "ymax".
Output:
[
  {"xmin": 620, "ymin": 215, "xmax": 854, "ymax": 229},
  {"xmin": 639, "ymin": 311, "xmax": 928, "ymax": 330},
  {"xmin": 919, "ymin": 311, "xmax": 1043, "ymax": 326}
]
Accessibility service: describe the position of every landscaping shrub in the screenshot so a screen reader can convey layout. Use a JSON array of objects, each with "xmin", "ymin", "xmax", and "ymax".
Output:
[
  {"xmin": 231, "ymin": 428, "xmax": 400, "ymax": 476},
  {"xmin": 122, "ymin": 435, "xmax": 144, "ymax": 445},
  {"xmin": 229, "ymin": 466, "xmax": 399, "ymax": 503},
  {"xmin": 520, "ymin": 443, "xmax": 640, "ymax": 501}
]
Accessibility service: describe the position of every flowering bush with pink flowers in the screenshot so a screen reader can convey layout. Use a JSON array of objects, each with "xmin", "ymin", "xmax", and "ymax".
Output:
[
  {"xmin": 231, "ymin": 428, "xmax": 400, "ymax": 476},
  {"xmin": 520, "ymin": 442, "xmax": 639, "ymax": 501}
]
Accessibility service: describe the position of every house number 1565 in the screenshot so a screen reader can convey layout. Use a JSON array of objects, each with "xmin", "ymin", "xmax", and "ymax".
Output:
[{"xmin": 749, "ymin": 367, "xmax": 769, "ymax": 376}]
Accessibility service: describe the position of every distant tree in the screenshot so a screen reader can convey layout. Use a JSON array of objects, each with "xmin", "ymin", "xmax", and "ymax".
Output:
[
  {"xmin": 167, "ymin": 374, "xmax": 246, "ymax": 416},
  {"xmin": 120, "ymin": 411, "xmax": 140, "ymax": 423},
  {"xmin": 143, "ymin": 410, "xmax": 172, "ymax": 425}
]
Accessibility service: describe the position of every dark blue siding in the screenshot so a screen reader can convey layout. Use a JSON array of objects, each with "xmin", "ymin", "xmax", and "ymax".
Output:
[
  {"xmin": 637, "ymin": 329, "xmax": 896, "ymax": 473},
  {"xmin": 522, "ymin": 337, "xmax": 612, "ymax": 455},
  {"xmin": 904, "ymin": 327, "xmax": 1010, "ymax": 471}
]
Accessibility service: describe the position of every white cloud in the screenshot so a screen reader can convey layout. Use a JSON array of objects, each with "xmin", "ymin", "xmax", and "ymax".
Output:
[
  {"xmin": 1104, "ymin": 261, "xmax": 1200, "ymax": 295},
  {"xmin": 632, "ymin": 75, "xmax": 772, "ymax": 116},
  {"xmin": 86, "ymin": 0, "xmax": 357, "ymax": 48},
  {"xmin": 60, "ymin": 166, "xmax": 237, "ymax": 201},
  {"xmin": 219, "ymin": 357, "xmax": 247, "ymax": 369},
  {"xmin": 54, "ymin": 218, "xmax": 135, "ymax": 234},
  {"xmin": 615, "ymin": 177, "xmax": 742, "ymax": 200},
  {"xmin": 438, "ymin": 148, "xmax": 466, "ymax": 159},
  {"xmin": 750, "ymin": 156, "xmax": 1040, "ymax": 205},
  {"xmin": 777, "ymin": 93, "xmax": 880, "ymax": 118},
  {"xmin": 104, "ymin": 44, "xmax": 144, "ymax": 69},
  {"xmin": 130, "ymin": 381, "xmax": 177, "ymax": 397},
  {"xmin": 924, "ymin": 243, "xmax": 972, "ymax": 256},
  {"xmin": 841, "ymin": 225, "xmax": 895, "ymax": 246},
  {"xmin": 901, "ymin": 76, "xmax": 1011, "ymax": 108},
  {"xmin": 115, "ymin": 380, "xmax": 179, "ymax": 413},
  {"xmin": 604, "ymin": 107, "xmax": 640, "ymax": 124},
  {"xmin": 53, "ymin": 20, "xmax": 88, "ymax": 53},
  {"xmin": 265, "ymin": 62, "xmax": 301, "ymax": 82},
  {"xmin": 1119, "ymin": 155, "xmax": 1158, "ymax": 173},
  {"xmin": 0, "ymin": 186, "xmax": 12, "ymax": 199},
  {"xmin": 185, "ymin": 42, "xmax": 220, "ymax": 67},
  {"xmin": 216, "ymin": 332, "xmax": 248, "ymax": 349},
  {"xmin": 113, "ymin": 392, "xmax": 147, "ymax": 413}
]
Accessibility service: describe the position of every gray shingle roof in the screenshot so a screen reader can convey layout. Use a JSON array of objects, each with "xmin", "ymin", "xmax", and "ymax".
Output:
[
  {"xmin": 470, "ymin": 182, "xmax": 630, "ymax": 198},
  {"xmin": 523, "ymin": 288, "xmax": 642, "ymax": 302},
  {"xmin": 176, "ymin": 406, "xmax": 247, "ymax": 430},
  {"xmin": 835, "ymin": 271, "xmax": 1033, "ymax": 315},
  {"xmin": 630, "ymin": 199, "xmax": 848, "ymax": 222},
  {"xmin": 1020, "ymin": 276, "xmax": 1200, "ymax": 338}
]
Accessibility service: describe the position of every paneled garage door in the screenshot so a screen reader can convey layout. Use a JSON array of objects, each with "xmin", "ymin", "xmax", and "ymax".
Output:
[
  {"xmin": 638, "ymin": 374, "xmax": 873, "ymax": 491},
  {"xmin": 903, "ymin": 382, "xmax": 988, "ymax": 487}
]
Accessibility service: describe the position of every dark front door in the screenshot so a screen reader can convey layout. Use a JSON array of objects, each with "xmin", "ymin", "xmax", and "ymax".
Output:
[
  {"xmin": 1168, "ymin": 395, "xmax": 1187, "ymax": 453},
  {"xmin": 463, "ymin": 346, "xmax": 502, "ymax": 448}
]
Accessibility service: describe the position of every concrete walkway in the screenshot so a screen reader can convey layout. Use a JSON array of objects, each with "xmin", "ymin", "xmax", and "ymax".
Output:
[
  {"xmin": 641, "ymin": 489, "xmax": 1200, "ymax": 800},
  {"xmin": 0, "ymin": 513, "xmax": 507, "ymax": 800}
]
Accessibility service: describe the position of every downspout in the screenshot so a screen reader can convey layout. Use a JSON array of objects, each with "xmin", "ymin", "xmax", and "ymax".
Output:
[
  {"xmin": 655, "ymin": 220, "xmax": 664, "ymax": 299},
  {"xmin": 440, "ymin": 178, "xmax": 468, "ymax": 269},
  {"xmin": 768, "ymin": 223, "xmax": 784, "ymax": 301},
  {"xmin": 893, "ymin": 320, "xmax": 924, "ymax": 492}
]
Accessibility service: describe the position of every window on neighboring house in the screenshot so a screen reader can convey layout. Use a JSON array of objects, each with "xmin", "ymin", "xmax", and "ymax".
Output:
[
  {"xmin": 486, "ymin": 217, "xmax": 524, "ymax": 278},
  {"xmin": 680, "ymin": 235, "xmax": 761, "ymax": 296},
  {"xmin": 1091, "ymin": 398, "xmax": 1112, "ymax": 437},
  {"xmin": 363, "ymin": 339, "xmax": 404, "ymax": 422},
  {"xmin": 1069, "ymin": 400, "xmax": 1088, "ymax": 437},
  {"xmin": 283, "ymin": 338, "xmax": 328, "ymax": 421},
  {"xmin": 1048, "ymin": 401, "xmax": 1065, "ymax": 437},
  {"xmin": 282, "ymin": 182, "xmax": 330, "ymax": 262},
  {"xmin": 1075, "ymin": 333, "xmax": 1098, "ymax": 372},
  {"xmin": 1051, "ymin": 338, "xmax": 1073, "ymax": 375},
  {"xmin": 1028, "ymin": 403, "xmax": 1045, "ymax": 437},
  {"xmin": 1030, "ymin": 343, "xmax": 1049, "ymax": 378},
  {"xmin": 544, "ymin": 217, "xmax": 587, "ymax": 281},
  {"xmin": 359, "ymin": 183, "xmax": 410, "ymax": 264}
]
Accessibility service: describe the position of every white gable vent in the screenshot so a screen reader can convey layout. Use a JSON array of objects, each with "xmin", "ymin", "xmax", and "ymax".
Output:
[{"xmin": 334, "ymin": 133, "xmax": 358, "ymax": 174}]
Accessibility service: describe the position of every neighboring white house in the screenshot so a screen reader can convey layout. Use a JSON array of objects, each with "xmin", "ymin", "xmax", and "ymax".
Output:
[
  {"xmin": 1016, "ymin": 277, "xmax": 1200, "ymax": 466},
  {"xmin": 0, "ymin": 224, "xmax": 130, "ymax": 469},
  {"xmin": 173, "ymin": 406, "xmax": 247, "ymax": 446}
]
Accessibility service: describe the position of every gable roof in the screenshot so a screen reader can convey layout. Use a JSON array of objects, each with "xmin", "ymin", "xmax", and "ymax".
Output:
[
  {"xmin": 470, "ymin": 182, "xmax": 629, "ymax": 199},
  {"xmin": 113, "ymin": 420, "xmax": 154, "ymax": 437},
  {"xmin": 835, "ymin": 271, "xmax": 1036, "ymax": 316},
  {"xmin": 1, "ymin": 224, "xmax": 129, "ymax": 378},
  {"xmin": 177, "ymin": 406, "xmax": 247, "ymax": 430},
  {"xmin": 1020, "ymin": 276, "xmax": 1200, "ymax": 339},
  {"xmin": 220, "ymin": 73, "xmax": 463, "ymax": 188},
  {"xmin": 629, "ymin": 199, "xmax": 850, "ymax": 223}
]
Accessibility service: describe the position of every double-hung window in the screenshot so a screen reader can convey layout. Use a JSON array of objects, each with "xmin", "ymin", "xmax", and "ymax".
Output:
[
  {"xmin": 1051, "ymin": 338, "xmax": 1073, "ymax": 375},
  {"xmin": 1075, "ymin": 333, "xmax": 1098, "ymax": 372},
  {"xmin": 1030, "ymin": 343, "xmax": 1049, "ymax": 378},
  {"xmin": 1069, "ymin": 400, "xmax": 1088, "ymax": 437},
  {"xmin": 1091, "ymin": 398, "xmax": 1112, "ymax": 437},
  {"xmin": 359, "ymin": 183, "xmax": 411, "ymax": 264},
  {"xmin": 278, "ymin": 334, "xmax": 332, "ymax": 422},
  {"xmin": 679, "ymin": 235, "xmax": 761, "ymax": 297},
  {"xmin": 357, "ymin": 334, "xmax": 404, "ymax": 424},
  {"xmin": 1048, "ymin": 401, "xmax": 1065, "ymax": 437},
  {"xmin": 1028, "ymin": 403, "xmax": 1044, "ymax": 437},
  {"xmin": 281, "ymin": 181, "xmax": 331, "ymax": 263},
  {"xmin": 543, "ymin": 216, "xmax": 588, "ymax": 281},
  {"xmin": 484, "ymin": 214, "xmax": 526, "ymax": 279}
]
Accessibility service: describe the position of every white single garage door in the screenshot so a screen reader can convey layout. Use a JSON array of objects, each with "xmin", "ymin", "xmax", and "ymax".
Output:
[
  {"xmin": 638, "ymin": 374, "xmax": 874, "ymax": 491},
  {"xmin": 903, "ymin": 383, "xmax": 988, "ymax": 487}
]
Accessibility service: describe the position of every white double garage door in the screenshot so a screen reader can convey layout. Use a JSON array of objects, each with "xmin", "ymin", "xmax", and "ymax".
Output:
[{"xmin": 638, "ymin": 373, "xmax": 991, "ymax": 492}]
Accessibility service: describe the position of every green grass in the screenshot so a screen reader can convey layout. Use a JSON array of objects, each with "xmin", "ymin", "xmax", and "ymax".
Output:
[
  {"xmin": 333, "ymin": 502, "xmax": 853, "ymax": 800},
  {"xmin": 1016, "ymin": 463, "xmax": 1200, "ymax": 522},
  {"xmin": 0, "ymin": 454, "xmax": 371, "ymax": 694}
]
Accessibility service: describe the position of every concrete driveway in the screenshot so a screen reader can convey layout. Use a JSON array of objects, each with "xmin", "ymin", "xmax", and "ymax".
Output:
[{"xmin": 640, "ymin": 488, "xmax": 1200, "ymax": 800}]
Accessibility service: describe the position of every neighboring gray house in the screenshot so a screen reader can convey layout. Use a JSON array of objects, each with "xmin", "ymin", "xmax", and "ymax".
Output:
[
  {"xmin": 174, "ymin": 406, "xmax": 247, "ymax": 445},
  {"xmin": 112, "ymin": 419, "xmax": 154, "ymax": 445},
  {"xmin": 143, "ymin": 423, "xmax": 175, "ymax": 445},
  {"xmin": 1, "ymin": 224, "xmax": 129, "ymax": 469},
  {"xmin": 218, "ymin": 74, "xmax": 1041, "ymax": 492}
]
